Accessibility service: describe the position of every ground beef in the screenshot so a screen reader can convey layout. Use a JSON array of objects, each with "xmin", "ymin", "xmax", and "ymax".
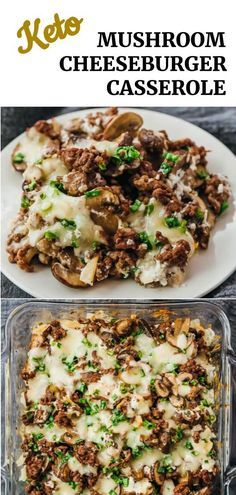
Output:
[
  {"xmin": 54, "ymin": 411, "xmax": 73, "ymax": 427},
  {"xmin": 204, "ymin": 174, "xmax": 230, "ymax": 214},
  {"xmin": 60, "ymin": 147, "xmax": 109, "ymax": 173},
  {"xmin": 34, "ymin": 120, "xmax": 61, "ymax": 139},
  {"xmin": 113, "ymin": 227, "xmax": 138, "ymax": 250},
  {"xmin": 156, "ymin": 240, "xmax": 191, "ymax": 268},
  {"xmin": 173, "ymin": 484, "xmax": 191, "ymax": 495},
  {"xmin": 152, "ymin": 181, "xmax": 173, "ymax": 204},
  {"xmin": 74, "ymin": 441, "xmax": 98, "ymax": 466},
  {"xmin": 138, "ymin": 129, "xmax": 167, "ymax": 153},
  {"xmin": 80, "ymin": 372, "xmax": 102, "ymax": 383},
  {"xmin": 25, "ymin": 454, "xmax": 47, "ymax": 480}
]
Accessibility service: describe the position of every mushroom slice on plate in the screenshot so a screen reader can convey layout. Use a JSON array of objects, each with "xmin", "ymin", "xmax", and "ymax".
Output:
[
  {"xmin": 103, "ymin": 112, "xmax": 143, "ymax": 140},
  {"xmin": 86, "ymin": 188, "xmax": 120, "ymax": 235},
  {"xmin": 51, "ymin": 258, "xmax": 98, "ymax": 288}
]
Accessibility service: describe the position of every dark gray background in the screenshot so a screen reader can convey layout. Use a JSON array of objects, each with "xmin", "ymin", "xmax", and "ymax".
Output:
[
  {"xmin": 1, "ymin": 297, "xmax": 236, "ymax": 493},
  {"xmin": 1, "ymin": 107, "xmax": 236, "ymax": 298}
]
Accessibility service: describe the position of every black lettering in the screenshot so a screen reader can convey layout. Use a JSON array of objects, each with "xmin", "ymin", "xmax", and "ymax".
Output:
[
  {"xmin": 206, "ymin": 32, "xmax": 225, "ymax": 47},
  {"xmin": 97, "ymin": 32, "xmax": 117, "ymax": 47},
  {"xmin": 107, "ymin": 80, "xmax": 119, "ymax": 95},
  {"xmin": 59, "ymin": 56, "xmax": 72, "ymax": 71}
]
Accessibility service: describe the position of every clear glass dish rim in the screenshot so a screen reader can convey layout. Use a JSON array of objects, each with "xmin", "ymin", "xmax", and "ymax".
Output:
[{"xmin": 2, "ymin": 299, "xmax": 236, "ymax": 494}]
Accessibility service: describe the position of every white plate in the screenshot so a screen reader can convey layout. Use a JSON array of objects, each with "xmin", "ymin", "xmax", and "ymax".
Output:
[{"xmin": 1, "ymin": 108, "xmax": 236, "ymax": 299}]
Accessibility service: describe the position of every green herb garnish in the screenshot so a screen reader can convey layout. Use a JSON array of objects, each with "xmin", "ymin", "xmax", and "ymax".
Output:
[
  {"xmin": 13, "ymin": 152, "xmax": 25, "ymax": 163},
  {"xmin": 44, "ymin": 231, "xmax": 58, "ymax": 240},
  {"xmin": 60, "ymin": 219, "xmax": 76, "ymax": 230},
  {"xmin": 85, "ymin": 189, "xmax": 101, "ymax": 198},
  {"xmin": 130, "ymin": 199, "xmax": 142, "ymax": 213}
]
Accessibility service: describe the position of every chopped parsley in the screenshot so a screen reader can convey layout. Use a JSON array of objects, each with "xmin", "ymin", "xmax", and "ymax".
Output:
[
  {"xmin": 55, "ymin": 450, "xmax": 72, "ymax": 465},
  {"xmin": 111, "ymin": 474, "xmax": 129, "ymax": 487},
  {"xmin": 174, "ymin": 426, "xmax": 183, "ymax": 442}
]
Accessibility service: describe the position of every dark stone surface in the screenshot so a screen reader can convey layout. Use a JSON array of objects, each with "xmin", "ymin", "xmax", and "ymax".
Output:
[{"xmin": 1, "ymin": 107, "xmax": 236, "ymax": 298}]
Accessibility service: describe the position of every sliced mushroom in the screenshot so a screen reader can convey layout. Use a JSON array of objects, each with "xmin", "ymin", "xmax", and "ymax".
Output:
[
  {"xmin": 155, "ymin": 379, "xmax": 170, "ymax": 398},
  {"xmin": 114, "ymin": 318, "xmax": 133, "ymax": 336},
  {"xmin": 90, "ymin": 209, "xmax": 119, "ymax": 235},
  {"xmin": 12, "ymin": 143, "xmax": 27, "ymax": 171},
  {"xmin": 51, "ymin": 262, "xmax": 88, "ymax": 288},
  {"xmin": 103, "ymin": 112, "xmax": 143, "ymax": 140},
  {"xmin": 166, "ymin": 318, "xmax": 194, "ymax": 350},
  {"xmin": 86, "ymin": 188, "xmax": 120, "ymax": 235}
]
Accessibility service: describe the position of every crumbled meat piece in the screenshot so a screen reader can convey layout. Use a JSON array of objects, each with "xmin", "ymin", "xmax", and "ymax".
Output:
[
  {"xmin": 25, "ymin": 454, "xmax": 47, "ymax": 480},
  {"xmin": 204, "ymin": 174, "xmax": 230, "ymax": 214},
  {"xmin": 34, "ymin": 120, "xmax": 61, "ymax": 139},
  {"xmin": 74, "ymin": 441, "xmax": 98, "ymax": 466},
  {"xmin": 54, "ymin": 411, "xmax": 73, "ymax": 427},
  {"xmin": 152, "ymin": 181, "xmax": 173, "ymax": 204},
  {"xmin": 174, "ymin": 484, "xmax": 191, "ymax": 495},
  {"xmin": 156, "ymin": 240, "xmax": 191, "ymax": 268},
  {"xmin": 113, "ymin": 227, "xmax": 138, "ymax": 250},
  {"xmin": 80, "ymin": 372, "xmax": 102, "ymax": 383},
  {"xmin": 138, "ymin": 129, "xmax": 167, "ymax": 153},
  {"xmin": 60, "ymin": 147, "xmax": 109, "ymax": 173},
  {"xmin": 156, "ymin": 231, "xmax": 169, "ymax": 245}
]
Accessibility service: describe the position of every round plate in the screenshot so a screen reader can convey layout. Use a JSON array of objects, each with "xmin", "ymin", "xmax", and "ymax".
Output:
[{"xmin": 1, "ymin": 108, "xmax": 236, "ymax": 298}]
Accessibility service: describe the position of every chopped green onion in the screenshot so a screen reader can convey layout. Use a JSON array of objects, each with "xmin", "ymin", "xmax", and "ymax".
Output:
[
  {"xmin": 165, "ymin": 216, "xmax": 181, "ymax": 228},
  {"xmin": 163, "ymin": 152, "xmax": 180, "ymax": 163},
  {"xmin": 130, "ymin": 199, "xmax": 142, "ymax": 213},
  {"xmin": 27, "ymin": 180, "xmax": 37, "ymax": 191},
  {"xmin": 197, "ymin": 170, "xmax": 209, "ymax": 180},
  {"xmin": 60, "ymin": 219, "xmax": 76, "ymax": 230},
  {"xmin": 98, "ymin": 163, "xmax": 107, "ymax": 171},
  {"xmin": 44, "ymin": 231, "xmax": 58, "ymax": 240},
  {"xmin": 49, "ymin": 180, "xmax": 65, "ymax": 192},
  {"xmin": 21, "ymin": 196, "xmax": 31, "ymax": 208},
  {"xmin": 13, "ymin": 152, "xmax": 25, "ymax": 163},
  {"xmin": 144, "ymin": 203, "xmax": 154, "ymax": 216},
  {"xmin": 159, "ymin": 162, "xmax": 172, "ymax": 175},
  {"xmin": 196, "ymin": 208, "xmax": 204, "ymax": 221},
  {"xmin": 219, "ymin": 201, "xmax": 229, "ymax": 215},
  {"xmin": 85, "ymin": 189, "xmax": 101, "ymax": 198}
]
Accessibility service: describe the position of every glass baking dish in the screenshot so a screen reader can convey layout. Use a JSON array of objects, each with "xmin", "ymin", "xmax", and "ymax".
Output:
[{"xmin": 1, "ymin": 300, "xmax": 236, "ymax": 495}]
